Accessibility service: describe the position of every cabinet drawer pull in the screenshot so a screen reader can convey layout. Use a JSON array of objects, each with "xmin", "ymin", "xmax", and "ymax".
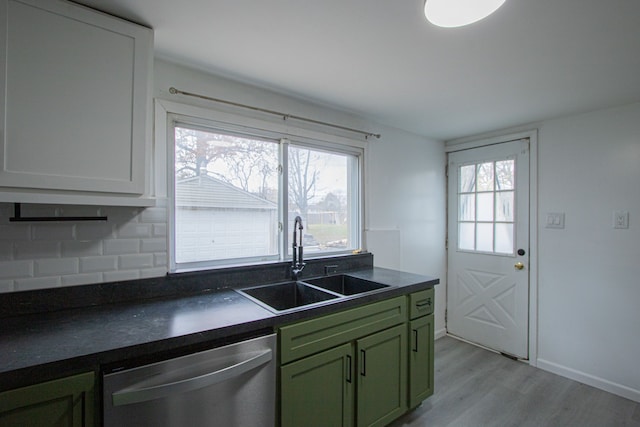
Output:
[
  {"xmin": 360, "ymin": 350, "xmax": 366, "ymax": 377},
  {"xmin": 416, "ymin": 300, "xmax": 431, "ymax": 308},
  {"xmin": 346, "ymin": 355, "xmax": 352, "ymax": 383},
  {"xmin": 413, "ymin": 329, "xmax": 419, "ymax": 352}
]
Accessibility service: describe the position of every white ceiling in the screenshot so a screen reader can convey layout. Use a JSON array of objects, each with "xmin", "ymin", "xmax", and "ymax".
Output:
[{"xmin": 74, "ymin": 0, "xmax": 640, "ymax": 140}]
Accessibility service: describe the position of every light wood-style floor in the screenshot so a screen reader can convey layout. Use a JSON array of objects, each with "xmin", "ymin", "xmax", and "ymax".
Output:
[{"xmin": 390, "ymin": 336, "xmax": 640, "ymax": 427}]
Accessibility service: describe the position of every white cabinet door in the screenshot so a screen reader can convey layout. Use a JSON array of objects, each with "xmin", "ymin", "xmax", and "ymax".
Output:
[{"xmin": 0, "ymin": 0, "xmax": 152, "ymax": 198}]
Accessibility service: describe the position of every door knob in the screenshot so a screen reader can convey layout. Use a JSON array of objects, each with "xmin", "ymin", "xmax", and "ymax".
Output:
[{"xmin": 514, "ymin": 262, "xmax": 525, "ymax": 270}]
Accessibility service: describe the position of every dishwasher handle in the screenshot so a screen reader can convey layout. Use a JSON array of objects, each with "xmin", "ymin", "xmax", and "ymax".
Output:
[{"xmin": 112, "ymin": 348, "xmax": 272, "ymax": 407}]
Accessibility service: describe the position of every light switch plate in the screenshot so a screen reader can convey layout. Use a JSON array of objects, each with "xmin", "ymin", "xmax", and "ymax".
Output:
[
  {"xmin": 613, "ymin": 211, "xmax": 629, "ymax": 229},
  {"xmin": 545, "ymin": 212, "xmax": 565, "ymax": 229}
]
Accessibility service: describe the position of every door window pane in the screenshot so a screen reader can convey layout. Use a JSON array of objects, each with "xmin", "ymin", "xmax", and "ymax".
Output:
[
  {"xmin": 477, "ymin": 193, "xmax": 494, "ymax": 222},
  {"xmin": 495, "ymin": 191, "xmax": 514, "ymax": 222},
  {"xmin": 476, "ymin": 223, "xmax": 494, "ymax": 252},
  {"xmin": 460, "ymin": 165, "xmax": 476, "ymax": 192},
  {"xmin": 496, "ymin": 160, "xmax": 515, "ymax": 190},
  {"xmin": 458, "ymin": 194, "xmax": 475, "ymax": 221},
  {"xmin": 476, "ymin": 162, "xmax": 494, "ymax": 191},
  {"xmin": 457, "ymin": 159, "xmax": 515, "ymax": 255},
  {"xmin": 495, "ymin": 223, "xmax": 514, "ymax": 254},
  {"xmin": 459, "ymin": 223, "xmax": 475, "ymax": 251}
]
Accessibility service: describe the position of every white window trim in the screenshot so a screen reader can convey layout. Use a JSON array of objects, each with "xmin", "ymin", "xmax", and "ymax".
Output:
[{"xmin": 155, "ymin": 99, "xmax": 366, "ymax": 273}]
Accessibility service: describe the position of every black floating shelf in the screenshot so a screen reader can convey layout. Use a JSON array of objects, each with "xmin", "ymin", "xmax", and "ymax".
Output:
[{"xmin": 9, "ymin": 203, "xmax": 108, "ymax": 222}]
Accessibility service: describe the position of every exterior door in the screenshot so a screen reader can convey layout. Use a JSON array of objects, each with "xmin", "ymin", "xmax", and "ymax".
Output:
[{"xmin": 447, "ymin": 140, "xmax": 530, "ymax": 359}]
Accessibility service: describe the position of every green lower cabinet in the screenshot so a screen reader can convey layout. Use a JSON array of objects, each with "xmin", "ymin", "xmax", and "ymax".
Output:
[
  {"xmin": 0, "ymin": 371, "xmax": 95, "ymax": 427},
  {"xmin": 281, "ymin": 343, "xmax": 355, "ymax": 427},
  {"xmin": 408, "ymin": 313, "xmax": 435, "ymax": 408},
  {"xmin": 356, "ymin": 324, "xmax": 407, "ymax": 427},
  {"xmin": 279, "ymin": 293, "xmax": 434, "ymax": 427}
]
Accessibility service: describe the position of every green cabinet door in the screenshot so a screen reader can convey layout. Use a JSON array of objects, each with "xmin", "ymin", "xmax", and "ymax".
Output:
[
  {"xmin": 356, "ymin": 324, "xmax": 407, "ymax": 427},
  {"xmin": 281, "ymin": 343, "xmax": 355, "ymax": 427},
  {"xmin": 0, "ymin": 371, "xmax": 95, "ymax": 427},
  {"xmin": 409, "ymin": 313, "xmax": 435, "ymax": 408}
]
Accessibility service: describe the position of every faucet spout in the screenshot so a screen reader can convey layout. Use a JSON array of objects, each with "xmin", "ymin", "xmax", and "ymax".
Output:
[{"xmin": 291, "ymin": 216, "xmax": 305, "ymax": 280}]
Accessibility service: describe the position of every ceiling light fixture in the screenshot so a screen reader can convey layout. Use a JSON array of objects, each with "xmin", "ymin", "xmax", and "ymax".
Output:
[{"xmin": 424, "ymin": 0, "xmax": 506, "ymax": 28}]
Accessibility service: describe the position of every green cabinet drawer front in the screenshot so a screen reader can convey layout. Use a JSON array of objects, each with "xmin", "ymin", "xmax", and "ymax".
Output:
[
  {"xmin": 409, "ymin": 314, "xmax": 435, "ymax": 408},
  {"xmin": 280, "ymin": 296, "xmax": 407, "ymax": 364},
  {"xmin": 0, "ymin": 371, "xmax": 95, "ymax": 427},
  {"xmin": 409, "ymin": 288, "xmax": 434, "ymax": 319},
  {"xmin": 356, "ymin": 324, "xmax": 407, "ymax": 427},
  {"xmin": 281, "ymin": 343, "xmax": 354, "ymax": 427}
]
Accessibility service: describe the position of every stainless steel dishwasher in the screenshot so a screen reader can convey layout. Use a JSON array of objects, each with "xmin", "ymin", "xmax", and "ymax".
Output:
[{"xmin": 103, "ymin": 333, "xmax": 276, "ymax": 427}]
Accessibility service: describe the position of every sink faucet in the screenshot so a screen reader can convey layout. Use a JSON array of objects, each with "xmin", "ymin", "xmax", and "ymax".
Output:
[{"xmin": 291, "ymin": 216, "xmax": 305, "ymax": 280}]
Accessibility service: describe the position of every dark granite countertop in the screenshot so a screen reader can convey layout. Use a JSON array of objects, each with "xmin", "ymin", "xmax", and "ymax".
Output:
[{"xmin": 0, "ymin": 264, "xmax": 438, "ymax": 392}]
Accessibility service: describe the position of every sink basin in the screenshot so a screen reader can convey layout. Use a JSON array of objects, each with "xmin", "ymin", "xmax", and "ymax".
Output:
[
  {"xmin": 237, "ymin": 281, "xmax": 340, "ymax": 313},
  {"xmin": 303, "ymin": 275, "xmax": 389, "ymax": 296}
]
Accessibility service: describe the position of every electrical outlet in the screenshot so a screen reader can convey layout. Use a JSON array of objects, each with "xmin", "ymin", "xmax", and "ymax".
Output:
[{"xmin": 613, "ymin": 211, "xmax": 629, "ymax": 229}]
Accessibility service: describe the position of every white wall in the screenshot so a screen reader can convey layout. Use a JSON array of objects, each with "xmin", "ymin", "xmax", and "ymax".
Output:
[
  {"xmin": 0, "ymin": 57, "xmax": 448, "ymax": 338},
  {"xmin": 535, "ymin": 102, "xmax": 640, "ymax": 401},
  {"xmin": 365, "ymin": 125, "xmax": 446, "ymax": 336}
]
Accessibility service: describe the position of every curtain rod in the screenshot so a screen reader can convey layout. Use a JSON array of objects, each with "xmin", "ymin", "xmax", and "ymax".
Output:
[{"xmin": 168, "ymin": 87, "xmax": 381, "ymax": 140}]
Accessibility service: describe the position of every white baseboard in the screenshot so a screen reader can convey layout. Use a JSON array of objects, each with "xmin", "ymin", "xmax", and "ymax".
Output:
[
  {"xmin": 537, "ymin": 358, "xmax": 640, "ymax": 403},
  {"xmin": 435, "ymin": 328, "xmax": 447, "ymax": 340}
]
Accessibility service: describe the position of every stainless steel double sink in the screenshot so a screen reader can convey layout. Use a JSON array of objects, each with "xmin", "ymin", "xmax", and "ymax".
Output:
[{"xmin": 236, "ymin": 275, "xmax": 389, "ymax": 313}]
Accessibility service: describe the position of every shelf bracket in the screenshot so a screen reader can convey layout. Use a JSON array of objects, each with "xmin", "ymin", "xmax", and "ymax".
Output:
[{"xmin": 9, "ymin": 203, "xmax": 108, "ymax": 222}]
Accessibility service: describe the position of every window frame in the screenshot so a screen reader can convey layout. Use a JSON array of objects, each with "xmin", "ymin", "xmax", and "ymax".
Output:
[{"xmin": 157, "ymin": 100, "xmax": 366, "ymax": 273}]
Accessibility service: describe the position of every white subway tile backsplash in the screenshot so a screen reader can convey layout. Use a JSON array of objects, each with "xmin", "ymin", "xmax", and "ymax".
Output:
[
  {"xmin": 0, "ymin": 224, "xmax": 30, "ymax": 241},
  {"xmin": 76, "ymin": 223, "xmax": 114, "ymax": 240},
  {"xmin": 0, "ymin": 280, "xmax": 14, "ymax": 292},
  {"xmin": 62, "ymin": 273, "xmax": 103, "ymax": 286},
  {"xmin": 154, "ymin": 253, "xmax": 167, "ymax": 267},
  {"xmin": 15, "ymin": 276, "xmax": 61, "ymax": 291},
  {"xmin": 141, "ymin": 238, "xmax": 166, "ymax": 253},
  {"xmin": 0, "ymin": 242, "xmax": 12, "ymax": 260},
  {"xmin": 104, "ymin": 270, "xmax": 140, "ymax": 282},
  {"xmin": 104, "ymin": 239, "xmax": 140, "ymax": 255},
  {"xmin": 14, "ymin": 242, "xmax": 60, "ymax": 259},
  {"xmin": 139, "ymin": 267, "xmax": 167, "ymax": 279},
  {"xmin": 81, "ymin": 256, "xmax": 117, "ymax": 273},
  {"xmin": 153, "ymin": 224, "xmax": 167, "ymax": 237},
  {"xmin": 35, "ymin": 258, "xmax": 79, "ymax": 276},
  {"xmin": 116, "ymin": 223, "xmax": 152, "ymax": 238},
  {"xmin": 0, "ymin": 260, "xmax": 32, "ymax": 279},
  {"xmin": 62, "ymin": 241, "xmax": 102, "ymax": 257},
  {"xmin": 119, "ymin": 254, "xmax": 154, "ymax": 270},
  {"xmin": 32, "ymin": 224, "xmax": 75, "ymax": 241},
  {"xmin": 0, "ymin": 203, "xmax": 168, "ymax": 293},
  {"xmin": 141, "ymin": 208, "xmax": 167, "ymax": 223}
]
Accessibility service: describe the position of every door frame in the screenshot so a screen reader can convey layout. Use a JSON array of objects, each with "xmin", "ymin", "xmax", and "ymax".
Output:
[{"xmin": 445, "ymin": 129, "xmax": 538, "ymax": 366}]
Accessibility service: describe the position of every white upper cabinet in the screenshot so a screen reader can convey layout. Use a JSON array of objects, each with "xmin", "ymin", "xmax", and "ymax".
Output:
[{"xmin": 0, "ymin": 0, "xmax": 153, "ymax": 206}]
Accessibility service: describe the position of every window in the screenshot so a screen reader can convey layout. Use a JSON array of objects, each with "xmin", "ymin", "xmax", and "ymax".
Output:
[
  {"xmin": 457, "ymin": 159, "xmax": 515, "ymax": 254},
  {"xmin": 171, "ymin": 116, "xmax": 362, "ymax": 271}
]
